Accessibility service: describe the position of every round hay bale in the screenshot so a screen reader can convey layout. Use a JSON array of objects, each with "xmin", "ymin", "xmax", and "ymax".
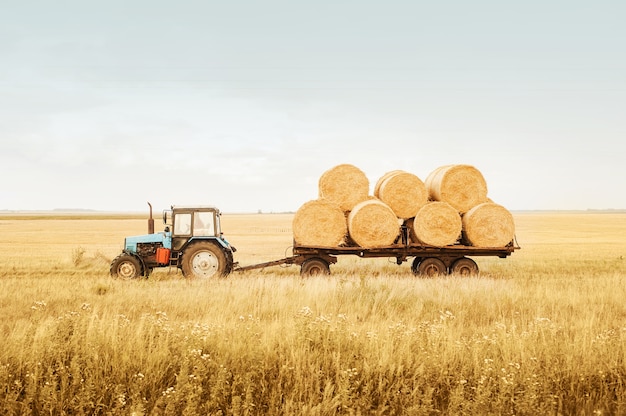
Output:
[
  {"xmin": 424, "ymin": 165, "xmax": 448, "ymax": 199},
  {"xmin": 462, "ymin": 202, "xmax": 515, "ymax": 247},
  {"xmin": 373, "ymin": 170, "xmax": 403, "ymax": 198},
  {"xmin": 426, "ymin": 165, "xmax": 488, "ymax": 213},
  {"xmin": 348, "ymin": 200, "xmax": 399, "ymax": 248},
  {"xmin": 410, "ymin": 201, "xmax": 462, "ymax": 246},
  {"xmin": 318, "ymin": 164, "xmax": 370, "ymax": 212},
  {"xmin": 293, "ymin": 199, "xmax": 347, "ymax": 246},
  {"xmin": 377, "ymin": 171, "xmax": 428, "ymax": 219}
]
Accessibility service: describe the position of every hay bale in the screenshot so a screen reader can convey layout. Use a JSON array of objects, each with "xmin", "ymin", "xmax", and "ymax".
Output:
[
  {"xmin": 410, "ymin": 201, "xmax": 462, "ymax": 246},
  {"xmin": 425, "ymin": 164, "xmax": 488, "ymax": 213},
  {"xmin": 348, "ymin": 200, "xmax": 400, "ymax": 248},
  {"xmin": 462, "ymin": 202, "xmax": 515, "ymax": 247},
  {"xmin": 377, "ymin": 171, "xmax": 428, "ymax": 219},
  {"xmin": 424, "ymin": 165, "xmax": 446, "ymax": 195},
  {"xmin": 293, "ymin": 199, "xmax": 347, "ymax": 246},
  {"xmin": 373, "ymin": 170, "xmax": 403, "ymax": 197},
  {"xmin": 318, "ymin": 164, "xmax": 369, "ymax": 212}
]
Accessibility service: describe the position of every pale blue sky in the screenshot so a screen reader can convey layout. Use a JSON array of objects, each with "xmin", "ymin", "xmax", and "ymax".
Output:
[{"xmin": 1, "ymin": 0, "xmax": 625, "ymax": 212}]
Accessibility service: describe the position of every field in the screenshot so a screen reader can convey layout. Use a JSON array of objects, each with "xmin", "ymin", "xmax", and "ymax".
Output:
[{"xmin": 1, "ymin": 211, "xmax": 625, "ymax": 415}]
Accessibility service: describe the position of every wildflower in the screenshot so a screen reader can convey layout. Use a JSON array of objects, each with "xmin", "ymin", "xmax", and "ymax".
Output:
[
  {"xmin": 439, "ymin": 310, "xmax": 455, "ymax": 321},
  {"xmin": 31, "ymin": 300, "xmax": 47, "ymax": 311},
  {"xmin": 298, "ymin": 306, "xmax": 313, "ymax": 317},
  {"xmin": 162, "ymin": 386, "xmax": 176, "ymax": 397}
]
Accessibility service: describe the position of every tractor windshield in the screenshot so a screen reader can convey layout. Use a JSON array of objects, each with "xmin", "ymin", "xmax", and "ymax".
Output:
[
  {"xmin": 173, "ymin": 213, "xmax": 192, "ymax": 235},
  {"xmin": 193, "ymin": 212, "xmax": 215, "ymax": 236}
]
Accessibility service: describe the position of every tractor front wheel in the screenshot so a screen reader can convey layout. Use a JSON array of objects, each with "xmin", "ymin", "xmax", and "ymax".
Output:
[
  {"xmin": 110, "ymin": 253, "xmax": 143, "ymax": 279},
  {"xmin": 181, "ymin": 242, "xmax": 229, "ymax": 279}
]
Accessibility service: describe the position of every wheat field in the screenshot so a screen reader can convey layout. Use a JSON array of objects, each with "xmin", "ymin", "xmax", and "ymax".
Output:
[{"xmin": 1, "ymin": 211, "xmax": 625, "ymax": 415}]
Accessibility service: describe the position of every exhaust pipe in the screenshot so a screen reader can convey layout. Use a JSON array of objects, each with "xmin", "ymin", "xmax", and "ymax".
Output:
[{"xmin": 147, "ymin": 202, "xmax": 155, "ymax": 234}]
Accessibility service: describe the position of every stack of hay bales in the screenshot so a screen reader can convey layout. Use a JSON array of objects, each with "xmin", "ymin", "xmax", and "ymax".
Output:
[
  {"xmin": 294, "ymin": 164, "xmax": 402, "ymax": 248},
  {"xmin": 422, "ymin": 164, "xmax": 515, "ymax": 247},
  {"xmin": 292, "ymin": 163, "xmax": 515, "ymax": 249}
]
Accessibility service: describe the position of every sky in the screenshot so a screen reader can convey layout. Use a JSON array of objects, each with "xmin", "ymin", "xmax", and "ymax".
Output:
[{"xmin": 1, "ymin": 0, "xmax": 625, "ymax": 213}]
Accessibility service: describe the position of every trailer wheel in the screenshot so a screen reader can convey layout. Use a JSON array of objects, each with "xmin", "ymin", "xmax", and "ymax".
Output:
[
  {"xmin": 300, "ymin": 258, "xmax": 330, "ymax": 277},
  {"xmin": 110, "ymin": 253, "xmax": 143, "ymax": 279},
  {"xmin": 416, "ymin": 258, "xmax": 447, "ymax": 277},
  {"xmin": 411, "ymin": 257, "xmax": 423, "ymax": 275},
  {"xmin": 181, "ymin": 242, "xmax": 229, "ymax": 279},
  {"xmin": 450, "ymin": 257, "xmax": 479, "ymax": 276}
]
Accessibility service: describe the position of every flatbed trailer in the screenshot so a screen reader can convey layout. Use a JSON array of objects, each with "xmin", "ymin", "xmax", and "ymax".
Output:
[{"xmin": 234, "ymin": 240, "xmax": 518, "ymax": 277}]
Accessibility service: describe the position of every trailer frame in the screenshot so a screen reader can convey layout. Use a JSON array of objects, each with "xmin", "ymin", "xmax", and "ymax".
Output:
[{"xmin": 234, "ymin": 238, "xmax": 519, "ymax": 277}]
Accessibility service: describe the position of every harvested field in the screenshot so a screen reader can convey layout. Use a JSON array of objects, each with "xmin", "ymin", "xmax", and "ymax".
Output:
[{"xmin": 0, "ymin": 211, "xmax": 626, "ymax": 414}]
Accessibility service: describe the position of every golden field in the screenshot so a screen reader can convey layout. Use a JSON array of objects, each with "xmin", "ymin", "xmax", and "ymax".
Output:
[{"xmin": 0, "ymin": 211, "xmax": 625, "ymax": 415}]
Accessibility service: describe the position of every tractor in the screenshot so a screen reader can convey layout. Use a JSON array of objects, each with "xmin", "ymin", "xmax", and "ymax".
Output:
[{"xmin": 110, "ymin": 203, "xmax": 236, "ymax": 279}]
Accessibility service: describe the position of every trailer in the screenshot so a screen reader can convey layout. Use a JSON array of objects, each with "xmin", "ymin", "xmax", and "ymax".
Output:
[{"xmin": 235, "ymin": 225, "xmax": 518, "ymax": 277}]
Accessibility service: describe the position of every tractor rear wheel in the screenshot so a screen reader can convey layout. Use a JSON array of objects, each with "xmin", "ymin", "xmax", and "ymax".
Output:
[
  {"xmin": 181, "ymin": 242, "xmax": 229, "ymax": 279},
  {"xmin": 110, "ymin": 253, "xmax": 143, "ymax": 279}
]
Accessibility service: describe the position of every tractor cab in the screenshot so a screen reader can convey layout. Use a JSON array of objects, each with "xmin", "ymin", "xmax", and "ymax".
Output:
[
  {"xmin": 164, "ymin": 206, "xmax": 219, "ymax": 237},
  {"xmin": 163, "ymin": 205, "xmax": 230, "ymax": 251}
]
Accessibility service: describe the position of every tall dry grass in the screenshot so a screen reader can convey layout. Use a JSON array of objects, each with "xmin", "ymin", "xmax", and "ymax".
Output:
[{"xmin": 0, "ymin": 211, "xmax": 625, "ymax": 414}]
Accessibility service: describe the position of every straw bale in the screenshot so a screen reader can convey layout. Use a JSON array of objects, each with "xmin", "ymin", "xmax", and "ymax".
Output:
[
  {"xmin": 462, "ymin": 202, "xmax": 515, "ymax": 247},
  {"xmin": 424, "ymin": 165, "xmax": 447, "ymax": 197},
  {"xmin": 426, "ymin": 164, "xmax": 488, "ymax": 213},
  {"xmin": 292, "ymin": 199, "xmax": 347, "ymax": 246},
  {"xmin": 318, "ymin": 164, "xmax": 369, "ymax": 212},
  {"xmin": 373, "ymin": 170, "xmax": 403, "ymax": 197},
  {"xmin": 348, "ymin": 200, "xmax": 400, "ymax": 248},
  {"xmin": 410, "ymin": 201, "xmax": 462, "ymax": 246},
  {"xmin": 377, "ymin": 171, "xmax": 428, "ymax": 219}
]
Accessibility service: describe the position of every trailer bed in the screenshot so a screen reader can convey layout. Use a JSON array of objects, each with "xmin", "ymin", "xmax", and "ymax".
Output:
[
  {"xmin": 293, "ymin": 243, "xmax": 516, "ymax": 259},
  {"xmin": 234, "ymin": 241, "xmax": 518, "ymax": 275}
]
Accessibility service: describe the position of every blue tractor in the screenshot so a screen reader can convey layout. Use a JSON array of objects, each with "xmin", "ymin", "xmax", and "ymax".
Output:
[{"xmin": 110, "ymin": 203, "xmax": 236, "ymax": 279}]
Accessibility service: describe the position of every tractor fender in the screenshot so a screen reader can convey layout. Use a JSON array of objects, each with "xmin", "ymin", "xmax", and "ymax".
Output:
[{"xmin": 185, "ymin": 236, "xmax": 234, "ymax": 251}]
